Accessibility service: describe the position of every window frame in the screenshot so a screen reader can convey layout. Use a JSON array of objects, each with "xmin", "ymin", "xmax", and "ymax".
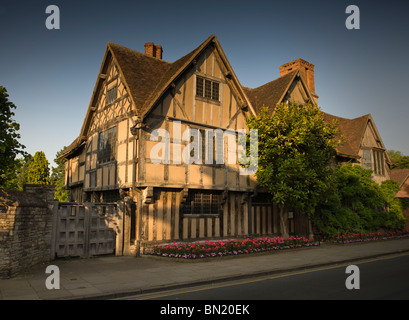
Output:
[
  {"xmin": 97, "ymin": 126, "xmax": 117, "ymax": 164},
  {"xmin": 106, "ymin": 86, "xmax": 118, "ymax": 105},
  {"xmin": 373, "ymin": 149, "xmax": 385, "ymax": 176},
  {"xmin": 188, "ymin": 127, "xmax": 224, "ymax": 165},
  {"xmin": 195, "ymin": 75, "xmax": 220, "ymax": 103},
  {"xmin": 181, "ymin": 190, "xmax": 222, "ymax": 216},
  {"xmin": 361, "ymin": 148, "xmax": 386, "ymax": 176},
  {"xmin": 362, "ymin": 149, "xmax": 372, "ymax": 170}
]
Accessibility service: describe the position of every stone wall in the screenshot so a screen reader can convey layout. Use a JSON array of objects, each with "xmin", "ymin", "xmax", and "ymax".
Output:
[{"xmin": 0, "ymin": 186, "xmax": 55, "ymax": 279}]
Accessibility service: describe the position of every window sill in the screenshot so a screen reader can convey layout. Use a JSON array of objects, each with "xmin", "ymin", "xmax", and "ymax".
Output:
[
  {"xmin": 97, "ymin": 160, "xmax": 117, "ymax": 167},
  {"xmin": 182, "ymin": 214, "xmax": 220, "ymax": 218},
  {"xmin": 195, "ymin": 96, "xmax": 221, "ymax": 106}
]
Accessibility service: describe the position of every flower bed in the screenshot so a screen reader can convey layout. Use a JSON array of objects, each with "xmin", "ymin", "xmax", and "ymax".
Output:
[
  {"xmin": 321, "ymin": 229, "xmax": 409, "ymax": 244},
  {"xmin": 150, "ymin": 236, "xmax": 319, "ymax": 260}
]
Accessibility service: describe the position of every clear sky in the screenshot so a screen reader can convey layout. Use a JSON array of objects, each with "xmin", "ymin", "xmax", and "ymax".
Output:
[{"xmin": 1, "ymin": 0, "xmax": 409, "ymax": 168}]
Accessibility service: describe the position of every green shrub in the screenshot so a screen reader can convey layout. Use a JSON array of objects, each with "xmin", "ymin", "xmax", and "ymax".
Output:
[{"xmin": 312, "ymin": 164, "xmax": 407, "ymax": 237}]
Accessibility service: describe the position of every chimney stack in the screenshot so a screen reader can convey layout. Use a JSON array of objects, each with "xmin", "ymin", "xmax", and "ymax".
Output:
[
  {"xmin": 144, "ymin": 42, "xmax": 163, "ymax": 60},
  {"xmin": 279, "ymin": 58, "xmax": 318, "ymax": 102},
  {"xmin": 155, "ymin": 45, "xmax": 163, "ymax": 60}
]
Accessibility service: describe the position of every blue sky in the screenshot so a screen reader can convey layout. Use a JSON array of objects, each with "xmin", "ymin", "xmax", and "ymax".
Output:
[{"xmin": 1, "ymin": 0, "xmax": 409, "ymax": 167}]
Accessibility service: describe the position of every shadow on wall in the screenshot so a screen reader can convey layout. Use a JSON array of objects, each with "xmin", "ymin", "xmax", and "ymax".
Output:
[{"xmin": 0, "ymin": 185, "xmax": 55, "ymax": 279}]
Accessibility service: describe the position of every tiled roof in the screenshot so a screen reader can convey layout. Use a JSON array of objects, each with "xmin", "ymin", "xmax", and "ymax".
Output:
[
  {"xmin": 243, "ymin": 72, "xmax": 371, "ymax": 159},
  {"xmin": 140, "ymin": 35, "xmax": 216, "ymax": 117},
  {"xmin": 108, "ymin": 42, "xmax": 171, "ymax": 114},
  {"xmin": 242, "ymin": 70, "xmax": 297, "ymax": 114},
  {"xmin": 390, "ymin": 169, "xmax": 409, "ymax": 198},
  {"xmin": 390, "ymin": 169, "xmax": 409, "ymax": 187},
  {"xmin": 322, "ymin": 113, "xmax": 370, "ymax": 158},
  {"xmin": 109, "ymin": 35, "xmax": 216, "ymax": 117}
]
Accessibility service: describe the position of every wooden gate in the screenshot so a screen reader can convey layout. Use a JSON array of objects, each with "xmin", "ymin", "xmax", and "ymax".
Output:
[
  {"xmin": 51, "ymin": 202, "xmax": 120, "ymax": 258},
  {"xmin": 250, "ymin": 193, "xmax": 278, "ymax": 236},
  {"xmin": 293, "ymin": 212, "xmax": 311, "ymax": 237}
]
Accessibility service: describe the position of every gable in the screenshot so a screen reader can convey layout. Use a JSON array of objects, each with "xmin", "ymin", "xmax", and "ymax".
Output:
[
  {"xmin": 361, "ymin": 120, "xmax": 383, "ymax": 149},
  {"xmin": 142, "ymin": 35, "xmax": 255, "ymax": 123},
  {"xmin": 146, "ymin": 44, "xmax": 250, "ymax": 130},
  {"xmin": 87, "ymin": 59, "xmax": 133, "ymax": 136},
  {"xmin": 243, "ymin": 70, "xmax": 315, "ymax": 115},
  {"xmin": 282, "ymin": 76, "xmax": 310, "ymax": 105}
]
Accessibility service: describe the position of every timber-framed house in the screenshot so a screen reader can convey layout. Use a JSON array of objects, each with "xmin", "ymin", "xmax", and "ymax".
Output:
[{"xmin": 59, "ymin": 35, "xmax": 392, "ymax": 249}]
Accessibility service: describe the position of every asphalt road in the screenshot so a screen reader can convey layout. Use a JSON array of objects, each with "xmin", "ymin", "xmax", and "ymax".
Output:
[{"xmin": 133, "ymin": 252, "xmax": 409, "ymax": 300}]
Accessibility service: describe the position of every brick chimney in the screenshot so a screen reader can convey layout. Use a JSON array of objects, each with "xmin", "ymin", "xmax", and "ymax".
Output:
[
  {"xmin": 279, "ymin": 58, "xmax": 318, "ymax": 101},
  {"xmin": 144, "ymin": 42, "xmax": 163, "ymax": 59}
]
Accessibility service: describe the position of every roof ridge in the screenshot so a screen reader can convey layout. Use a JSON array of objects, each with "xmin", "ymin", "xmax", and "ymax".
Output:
[
  {"xmin": 323, "ymin": 112, "xmax": 371, "ymax": 122},
  {"xmin": 244, "ymin": 70, "xmax": 298, "ymax": 91},
  {"xmin": 108, "ymin": 42, "xmax": 172, "ymax": 64}
]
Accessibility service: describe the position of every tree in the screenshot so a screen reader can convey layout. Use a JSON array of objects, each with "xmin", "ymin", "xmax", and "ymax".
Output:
[
  {"xmin": 27, "ymin": 151, "xmax": 50, "ymax": 185},
  {"xmin": 0, "ymin": 86, "xmax": 26, "ymax": 189},
  {"xmin": 50, "ymin": 147, "xmax": 69, "ymax": 202},
  {"xmin": 388, "ymin": 149, "xmax": 409, "ymax": 169},
  {"xmin": 15, "ymin": 154, "xmax": 33, "ymax": 190},
  {"xmin": 246, "ymin": 102, "xmax": 342, "ymax": 238}
]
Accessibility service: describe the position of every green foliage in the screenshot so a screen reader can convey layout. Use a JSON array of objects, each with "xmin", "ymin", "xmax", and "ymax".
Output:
[
  {"xmin": 17, "ymin": 154, "xmax": 33, "ymax": 190},
  {"xmin": 27, "ymin": 151, "xmax": 50, "ymax": 185},
  {"xmin": 1, "ymin": 158, "xmax": 22, "ymax": 190},
  {"xmin": 379, "ymin": 180, "xmax": 408, "ymax": 228},
  {"xmin": 0, "ymin": 86, "xmax": 26, "ymax": 189},
  {"xmin": 388, "ymin": 149, "xmax": 409, "ymax": 169},
  {"xmin": 50, "ymin": 147, "xmax": 69, "ymax": 202},
  {"xmin": 246, "ymin": 102, "xmax": 341, "ymax": 215},
  {"xmin": 312, "ymin": 164, "xmax": 407, "ymax": 237}
]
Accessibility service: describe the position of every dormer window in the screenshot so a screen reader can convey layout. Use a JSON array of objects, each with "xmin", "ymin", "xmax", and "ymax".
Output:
[{"xmin": 196, "ymin": 76, "xmax": 219, "ymax": 102}]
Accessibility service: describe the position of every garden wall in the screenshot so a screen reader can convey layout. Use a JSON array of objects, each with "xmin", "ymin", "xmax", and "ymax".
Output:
[{"xmin": 0, "ymin": 186, "xmax": 55, "ymax": 279}]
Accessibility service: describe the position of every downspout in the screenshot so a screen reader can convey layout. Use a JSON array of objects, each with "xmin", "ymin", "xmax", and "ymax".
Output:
[
  {"xmin": 248, "ymin": 192, "xmax": 252, "ymax": 238},
  {"xmin": 130, "ymin": 117, "xmax": 143, "ymax": 255}
]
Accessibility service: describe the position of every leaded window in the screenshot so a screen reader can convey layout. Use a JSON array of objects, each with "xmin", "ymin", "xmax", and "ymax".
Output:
[
  {"xmin": 362, "ymin": 149, "xmax": 372, "ymax": 170},
  {"xmin": 98, "ymin": 127, "xmax": 117, "ymax": 163},
  {"xmin": 106, "ymin": 86, "xmax": 117, "ymax": 105},
  {"xmin": 362, "ymin": 148, "xmax": 385, "ymax": 176},
  {"xmin": 373, "ymin": 149, "xmax": 385, "ymax": 176},
  {"xmin": 182, "ymin": 190, "xmax": 221, "ymax": 215},
  {"xmin": 188, "ymin": 128, "xmax": 224, "ymax": 164},
  {"xmin": 196, "ymin": 76, "xmax": 220, "ymax": 102}
]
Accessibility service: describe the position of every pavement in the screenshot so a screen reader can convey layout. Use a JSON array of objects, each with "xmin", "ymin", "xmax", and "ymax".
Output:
[{"xmin": 1, "ymin": 238, "xmax": 409, "ymax": 300}]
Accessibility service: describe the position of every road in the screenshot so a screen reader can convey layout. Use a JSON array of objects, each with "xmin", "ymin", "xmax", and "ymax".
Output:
[{"xmin": 130, "ymin": 252, "xmax": 409, "ymax": 300}]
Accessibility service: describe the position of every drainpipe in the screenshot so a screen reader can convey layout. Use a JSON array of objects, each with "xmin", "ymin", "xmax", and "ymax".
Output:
[
  {"xmin": 248, "ymin": 192, "xmax": 252, "ymax": 238},
  {"xmin": 130, "ymin": 118, "xmax": 143, "ymax": 256}
]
